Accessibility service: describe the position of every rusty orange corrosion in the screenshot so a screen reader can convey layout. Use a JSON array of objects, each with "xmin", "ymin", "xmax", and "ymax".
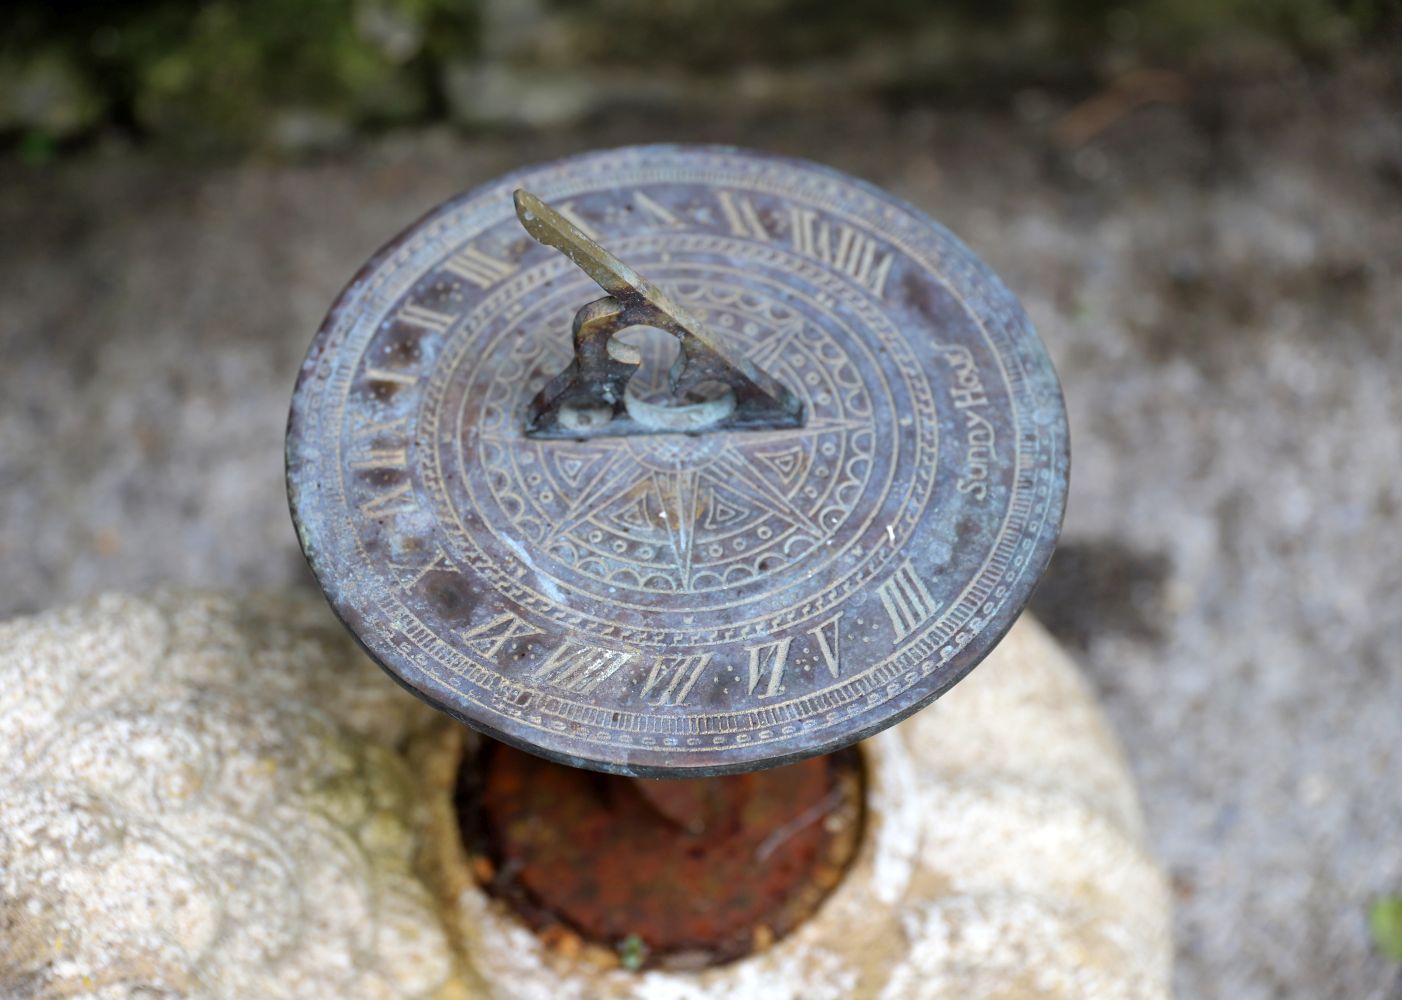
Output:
[{"xmin": 458, "ymin": 742, "xmax": 865, "ymax": 970}]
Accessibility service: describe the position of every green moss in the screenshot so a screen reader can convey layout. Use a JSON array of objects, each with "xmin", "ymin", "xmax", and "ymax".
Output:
[
  {"xmin": 549, "ymin": 0, "xmax": 1378, "ymax": 73},
  {"xmin": 617, "ymin": 932, "xmax": 648, "ymax": 971},
  {"xmin": 1371, "ymin": 896, "xmax": 1402, "ymax": 964},
  {"xmin": 0, "ymin": 0, "xmax": 1392, "ymax": 156},
  {"xmin": 0, "ymin": 48, "xmax": 104, "ymax": 138},
  {"xmin": 1, "ymin": 0, "xmax": 478, "ymax": 153},
  {"xmin": 17, "ymin": 130, "xmax": 56, "ymax": 166}
]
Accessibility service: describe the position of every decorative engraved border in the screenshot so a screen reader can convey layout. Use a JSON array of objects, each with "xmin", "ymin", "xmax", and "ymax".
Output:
[{"xmin": 286, "ymin": 145, "xmax": 1067, "ymax": 774}]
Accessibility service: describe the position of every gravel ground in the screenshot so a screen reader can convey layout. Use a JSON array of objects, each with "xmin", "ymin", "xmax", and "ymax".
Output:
[{"xmin": 2, "ymin": 62, "xmax": 1400, "ymax": 999}]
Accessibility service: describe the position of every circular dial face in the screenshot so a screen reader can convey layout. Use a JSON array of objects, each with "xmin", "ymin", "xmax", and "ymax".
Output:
[{"xmin": 287, "ymin": 145, "xmax": 1068, "ymax": 776}]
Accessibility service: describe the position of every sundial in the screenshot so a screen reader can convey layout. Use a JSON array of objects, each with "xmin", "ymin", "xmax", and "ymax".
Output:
[{"xmin": 287, "ymin": 145, "xmax": 1068, "ymax": 778}]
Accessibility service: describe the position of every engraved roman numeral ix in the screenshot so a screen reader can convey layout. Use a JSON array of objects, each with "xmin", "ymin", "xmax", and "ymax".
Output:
[{"xmin": 462, "ymin": 611, "xmax": 542, "ymax": 658}]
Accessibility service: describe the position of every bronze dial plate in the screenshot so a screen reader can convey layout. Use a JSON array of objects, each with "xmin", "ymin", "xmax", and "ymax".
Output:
[{"xmin": 286, "ymin": 145, "xmax": 1069, "ymax": 776}]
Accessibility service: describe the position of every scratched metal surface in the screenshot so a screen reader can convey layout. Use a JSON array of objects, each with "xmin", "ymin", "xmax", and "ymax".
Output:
[{"xmin": 285, "ymin": 145, "xmax": 1069, "ymax": 776}]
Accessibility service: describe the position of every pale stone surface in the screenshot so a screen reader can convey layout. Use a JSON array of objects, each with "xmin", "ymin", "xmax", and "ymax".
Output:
[
  {"xmin": 0, "ymin": 591, "xmax": 461, "ymax": 1000},
  {"xmin": 0, "ymin": 592, "xmax": 1168, "ymax": 999},
  {"xmin": 421, "ymin": 615, "xmax": 1173, "ymax": 999}
]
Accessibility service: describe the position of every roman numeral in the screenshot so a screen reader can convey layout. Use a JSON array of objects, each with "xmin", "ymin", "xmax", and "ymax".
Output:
[
  {"xmin": 810, "ymin": 612, "xmax": 843, "ymax": 679},
  {"xmin": 350, "ymin": 412, "xmax": 416, "ymax": 520},
  {"xmin": 395, "ymin": 302, "xmax": 456, "ymax": 332},
  {"xmin": 350, "ymin": 415, "xmax": 410, "ymax": 469},
  {"xmin": 533, "ymin": 642, "xmax": 632, "ymax": 695},
  {"xmin": 348, "ymin": 446, "xmax": 407, "ymax": 469},
  {"xmin": 634, "ymin": 190, "xmax": 681, "ymax": 228},
  {"xmin": 746, "ymin": 637, "xmax": 793, "ymax": 699},
  {"xmin": 351, "ymin": 414, "xmax": 410, "ymax": 438},
  {"xmin": 363, "ymin": 367, "xmax": 419, "ymax": 387},
  {"xmin": 789, "ymin": 207, "xmax": 894, "ymax": 297},
  {"xmin": 717, "ymin": 191, "xmax": 771, "ymax": 241},
  {"xmin": 388, "ymin": 545, "xmax": 452, "ymax": 592},
  {"xmin": 461, "ymin": 611, "xmax": 541, "ymax": 658},
  {"xmin": 876, "ymin": 558, "xmax": 939, "ymax": 641},
  {"xmin": 744, "ymin": 613, "xmax": 847, "ymax": 699},
  {"xmin": 441, "ymin": 246, "xmax": 516, "ymax": 288},
  {"xmin": 640, "ymin": 653, "xmax": 712, "ymax": 706},
  {"xmin": 358, "ymin": 479, "xmax": 415, "ymax": 518}
]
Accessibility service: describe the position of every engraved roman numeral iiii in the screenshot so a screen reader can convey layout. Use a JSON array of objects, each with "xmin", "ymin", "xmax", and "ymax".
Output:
[
  {"xmin": 348, "ymin": 446, "xmax": 407, "ymax": 469},
  {"xmin": 350, "ymin": 415, "xmax": 415, "ymax": 518},
  {"xmin": 876, "ymin": 559, "xmax": 939, "ymax": 641}
]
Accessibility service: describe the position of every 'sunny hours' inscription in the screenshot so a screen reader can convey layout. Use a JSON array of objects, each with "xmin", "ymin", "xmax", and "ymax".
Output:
[
  {"xmin": 286, "ymin": 145, "xmax": 1068, "ymax": 776},
  {"xmin": 937, "ymin": 344, "xmax": 998, "ymax": 502}
]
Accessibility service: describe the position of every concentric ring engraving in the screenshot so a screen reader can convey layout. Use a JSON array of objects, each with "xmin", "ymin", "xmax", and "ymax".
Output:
[
  {"xmin": 286, "ymin": 145, "xmax": 1068, "ymax": 776},
  {"xmin": 432, "ymin": 241, "xmax": 931, "ymax": 639}
]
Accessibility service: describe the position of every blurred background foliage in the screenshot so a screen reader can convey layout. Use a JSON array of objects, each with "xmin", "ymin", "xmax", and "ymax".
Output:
[{"xmin": 1, "ymin": 0, "xmax": 1397, "ymax": 159}]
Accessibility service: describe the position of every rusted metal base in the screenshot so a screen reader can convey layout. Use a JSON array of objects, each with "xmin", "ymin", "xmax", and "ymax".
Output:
[{"xmin": 457, "ymin": 741, "xmax": 865, "ymax": 971}]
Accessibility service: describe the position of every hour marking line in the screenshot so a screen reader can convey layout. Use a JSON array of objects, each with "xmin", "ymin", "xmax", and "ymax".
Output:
[
  {"xmin": 442, "ymin": 246, "xmax": 516, "ymax": 288},
  {"xmin": 364, "ymin": 367, "xmax": 418, "ymax": 386},
  {"xmin": 396, "ymin": 303, "xmax": 456, "ymax": 333},
  {"xmin": 640, "ymin": 653, "xmax": 712, "ymax": 706},
  {"xmin": 876, "ymin": 558, "xmax": 939, "ymax": 641},
  {"xmin": 633, "ymin": 190, "xmax": 682, "ymax": 228},
  {"xmin": 717, "ymin": 190, "xmax": 770, "ymax": 241}
]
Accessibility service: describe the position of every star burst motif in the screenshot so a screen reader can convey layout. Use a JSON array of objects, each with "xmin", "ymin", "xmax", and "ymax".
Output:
[{"xmin": 521, "ymin": 409, "xmax": 869, "ymax": 592}]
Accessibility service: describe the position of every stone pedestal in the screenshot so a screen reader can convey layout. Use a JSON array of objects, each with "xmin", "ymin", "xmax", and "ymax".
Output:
[{"xmin": 0, "ymin": 592, "xmax": 1170, "ymax": 998}]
